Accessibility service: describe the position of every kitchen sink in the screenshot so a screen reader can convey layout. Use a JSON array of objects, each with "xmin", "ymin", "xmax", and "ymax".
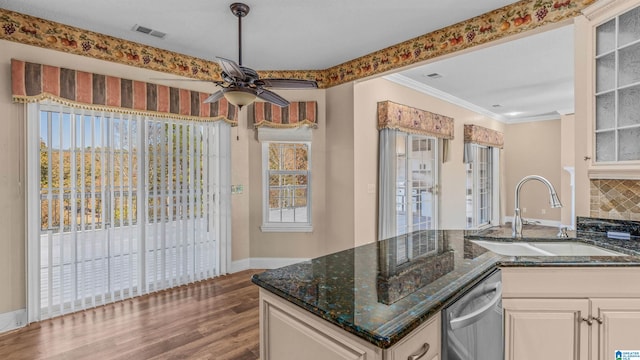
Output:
[{"xmin": 471, "ymin": 240, "xmax": 627, "ymax": 257}]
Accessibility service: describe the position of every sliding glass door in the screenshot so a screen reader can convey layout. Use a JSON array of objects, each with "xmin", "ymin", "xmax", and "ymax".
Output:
[{"xmin": 28, "ymin": 102, "xmax": 229, "ymax": 321}]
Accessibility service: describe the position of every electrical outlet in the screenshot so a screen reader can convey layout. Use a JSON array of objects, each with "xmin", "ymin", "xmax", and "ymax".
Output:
[
  {"xmin": 367, "ymin": 184, "xmax": 375, "ymax": 194},
  {"xmin": 541, "ymin": 209, "xmax": 546, "ymax": 215},
  {"xmin": 522, "ymin": 207, "xmax": 527, "ymax": 213}
]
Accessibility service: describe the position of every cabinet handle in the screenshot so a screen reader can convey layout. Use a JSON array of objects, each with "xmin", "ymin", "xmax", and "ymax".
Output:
[
  {"xmin": 581, "ymin": 317, "xmax": 593, "ymax": 326},
  {"xmin": 408, "ymin": 343, "xmax": 430, "ymax": 360},
  {"xmin": 593, "ymin": 316, "xmax": 603, "ymax": 324}
]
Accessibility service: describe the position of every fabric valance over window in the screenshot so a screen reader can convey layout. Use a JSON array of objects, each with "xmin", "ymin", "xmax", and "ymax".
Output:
[
  {"xmin": 253, "ymin": 101, "xmax": 318, "ymax": 128},
  {"xmin": 377, "ymin": 100, "xmax": 454, "ymax": 139},
  {"xmin": 11, "ymin": 59, "xmax": 237, "ymax": 124},
  {"xmin": 463, "ymin": 124, "xmax": 504, "ymax": 148}
]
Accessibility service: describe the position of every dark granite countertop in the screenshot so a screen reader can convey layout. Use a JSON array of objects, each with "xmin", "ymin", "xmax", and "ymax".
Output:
[{"xmin": 251, "ymin": 225, "xmax": 640, "ymax": 349}]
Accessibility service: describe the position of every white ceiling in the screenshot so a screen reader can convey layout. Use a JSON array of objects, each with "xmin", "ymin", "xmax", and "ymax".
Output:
[
  {"xmin": 391, "ymin": 24, "xmax": 575, "ymax": 123},
  {"xmin": 0, "ymin": 0, "xmax": 575, "ymax": 122}
]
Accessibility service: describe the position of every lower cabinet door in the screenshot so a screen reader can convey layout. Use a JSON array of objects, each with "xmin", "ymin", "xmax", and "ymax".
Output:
[
  {"xmin": 260, "ymin": 290, "xmax": 382, "ymax": 360},
  {"xmin": 592, "ymin": 298, "xmax": 640, "ymax": 360},
  {"xmin": 385, "ymin": 314, "xmax": 440, "ymax": 360},
  {"xmin": 503, "ymin": 298, "xmax": 590, "ymax": 360}
]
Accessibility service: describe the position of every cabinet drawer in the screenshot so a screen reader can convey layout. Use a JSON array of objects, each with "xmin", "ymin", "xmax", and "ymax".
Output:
[{"xmin": 386, "ymin": 314, "xmax": 440, "ymax": 360}]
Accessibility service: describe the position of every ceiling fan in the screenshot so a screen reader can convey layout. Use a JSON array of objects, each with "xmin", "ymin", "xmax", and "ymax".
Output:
[{"xmin": 204, "ymin": 2, "xmax": 318, "ymax": 109}]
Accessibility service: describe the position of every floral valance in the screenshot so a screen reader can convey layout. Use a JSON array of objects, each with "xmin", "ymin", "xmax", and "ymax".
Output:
[
  {"xmin": 463, "ymin": 124, "xmax": 504, "ymax": 148},
  {"xmin": 377, "ymin": 100, "xmax": 454, "ymax": 139},
  {"xmin": 11, "ymin": 59, "xmax": 237, "ymax": 124},
  {"xmin": 253, "ymin": 101, "xmax": 317, "ymax": 128}
]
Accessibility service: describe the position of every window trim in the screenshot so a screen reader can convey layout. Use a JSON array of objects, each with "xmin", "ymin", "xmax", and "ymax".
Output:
[{"xmin": 259, "ymin": 128, "xmax": 313, "ymax": 233}]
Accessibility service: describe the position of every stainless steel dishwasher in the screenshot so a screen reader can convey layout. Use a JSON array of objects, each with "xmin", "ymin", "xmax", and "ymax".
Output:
[{"xmin": 442, "ymin": 269, "xmax": 503, "ymax": 360}]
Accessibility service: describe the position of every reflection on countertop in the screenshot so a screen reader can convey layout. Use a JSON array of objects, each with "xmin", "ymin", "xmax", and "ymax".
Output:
[
  {"xmin": 377, "ymin": 231, "xmax": 454, "ymax": 305},
  {"xmin": 252, "ymin": 230, "xmax": 501, "ymax": 348}
]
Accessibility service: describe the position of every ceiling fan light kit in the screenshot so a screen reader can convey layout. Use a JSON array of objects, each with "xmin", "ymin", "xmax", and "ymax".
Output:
[
  {"xmin": 224, "ymin": 87, "xmax": 257, "ymax": 107},
  {"xmin": 203, "ymin": 2, "xmax": 317, "ymax": 109}
]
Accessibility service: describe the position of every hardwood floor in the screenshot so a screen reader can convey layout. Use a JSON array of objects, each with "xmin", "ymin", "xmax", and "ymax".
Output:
[{"xmin": 0, "ymin": 270, "xmax": 263, "ymax": 360}]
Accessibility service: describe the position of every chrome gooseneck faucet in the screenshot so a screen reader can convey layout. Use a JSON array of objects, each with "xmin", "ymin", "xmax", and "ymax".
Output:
[{"xmin": 512, "ymin": 175, "xmax": 562, "ymax": 238}]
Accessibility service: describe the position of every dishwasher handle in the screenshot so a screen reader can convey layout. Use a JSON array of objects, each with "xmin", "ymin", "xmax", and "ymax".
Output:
[{"xmin": 449, "ymin": 281, "xmax": 502, "ymax": 330}]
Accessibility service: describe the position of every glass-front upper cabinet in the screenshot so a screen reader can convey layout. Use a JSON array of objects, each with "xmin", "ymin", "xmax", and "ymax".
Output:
[{"xmin": 594, "ymin": 3, "xmax": 640, "ymax": 163}]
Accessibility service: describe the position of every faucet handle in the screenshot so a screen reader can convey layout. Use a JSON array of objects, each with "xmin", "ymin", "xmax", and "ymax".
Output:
[{"xmin": 557, "ymin": 227, "xmax": 569, "ymax": 238}]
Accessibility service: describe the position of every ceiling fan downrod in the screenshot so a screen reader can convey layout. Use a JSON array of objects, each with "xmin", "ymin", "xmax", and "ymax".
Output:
[{"xmin": 230, "ymin": 3, "xmax": 250, "ymax": 66}]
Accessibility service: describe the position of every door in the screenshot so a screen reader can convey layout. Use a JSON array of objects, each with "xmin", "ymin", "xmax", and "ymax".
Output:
[
  {"xmin": 591, "ymin": 298, "xmax": 640, "ymax": 360},
  {"xmin": 395, "ymin": 133, "xmax": 438, "ymax": 235},
  {"xmin": 503, "ymin": 298, "xmax": 590, "ymax": 360},
  {"xmin": 30, "ymin": 103, "xmax": 227, "ymax": 321}
]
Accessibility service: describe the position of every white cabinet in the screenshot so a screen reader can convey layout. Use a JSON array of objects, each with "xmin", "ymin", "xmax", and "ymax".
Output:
[
  {"xmin": 385, "ymin": 315, "xmax": 440, "ymax": 360},
  {"xmin": 258, "ymin": 289, "xmax": 440, "ymax": 360},
  {"xmin": 591, "ymin": 298, "xmax": 640, "ymax": 360},
  {"xmin": 581, "ymin": 0, "xmax": 640, "ymax": 178},
  {"xmin": 503, "ymin": 298, "xmax": 589, "ymax": 360},
  {"xmin": 502, "ymin": 267, "xmax": 640, "ymax": 360}
]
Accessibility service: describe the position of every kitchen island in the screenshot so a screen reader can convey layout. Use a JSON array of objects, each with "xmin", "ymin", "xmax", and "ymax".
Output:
[{"xmin": 251, "ymin": 221, "xmax": 640, "ymax": 359}]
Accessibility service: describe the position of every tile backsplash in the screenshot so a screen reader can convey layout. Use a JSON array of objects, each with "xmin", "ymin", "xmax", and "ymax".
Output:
[{"xmin": 590, "ymin": 179, "xmax": 640, "ymax": 221}]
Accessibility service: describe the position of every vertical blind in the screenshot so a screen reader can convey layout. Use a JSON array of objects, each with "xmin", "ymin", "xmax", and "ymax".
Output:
[{"xmin": 30, "ymin": 102, "xmax": 228, "ymax": 320}]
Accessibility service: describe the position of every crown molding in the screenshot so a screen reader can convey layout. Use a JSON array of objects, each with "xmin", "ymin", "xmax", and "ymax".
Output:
[
  {"xmin": 581, "ymin": 0, "xmax": 626, "ymax": 20},
  {"xmin": 505, "ymin": 112, "xmax": 564, "ymax": 124},
  {"xmin": 383, "ymin": 74, "xmax": 508, "ymax": 123}
]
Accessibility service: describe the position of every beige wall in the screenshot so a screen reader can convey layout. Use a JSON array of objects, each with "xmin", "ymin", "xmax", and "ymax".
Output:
[
  {"xmin": 560, "ymin": 114, "xmax": 576, "ymax": 227},
  {"xmin": 573, "ymin": 15, "xmax": 591, "ymax": 219},
  {"xmin": 231, "ymin": 113, "xmax": 252, "ymax": 262},
  {"xmin": 325, "ymin": 83, "xmax": 357, "ymax": 254},
  {"xmin": 504, "ymin": 120, "xmax": 562, "ymax": 222},
  {"xmin": 0, "ymin": 89, "xmax": 25, "ymax": 315},
  {"xmin": 247, "ymin": 89, "xmax": 328, "ymax": 259},
  {"xmin": 352, "ymin": 77, "xmax": 506, "ymax": 236}
]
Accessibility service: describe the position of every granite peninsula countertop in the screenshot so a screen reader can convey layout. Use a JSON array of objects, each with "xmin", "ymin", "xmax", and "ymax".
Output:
[{"xmin": 251, "ymin": 225, "xmax": 640, "ymax": 349}]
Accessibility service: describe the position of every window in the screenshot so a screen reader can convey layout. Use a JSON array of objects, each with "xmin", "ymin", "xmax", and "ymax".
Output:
[
  {"xmin": 466, "ymin": 144, "xmax": 496, "ymax": 229},
  {"xmin": 28, "ymin": 102, "xmax": 231, "ymax": 321},
  {"xmin": 260, "ymin": 128, "xmax": 312, "ymax": 232}
]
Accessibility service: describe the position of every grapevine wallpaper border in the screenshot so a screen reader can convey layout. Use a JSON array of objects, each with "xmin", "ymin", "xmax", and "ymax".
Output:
[{"xmin": 0, "ymin": 0, "xmax": 596, "ymax": 89}]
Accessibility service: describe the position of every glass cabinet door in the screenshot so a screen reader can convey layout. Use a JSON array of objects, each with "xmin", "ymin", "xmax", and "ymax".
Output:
[{"xmin": 594, "ymin": 5, "xmax": 640, "ymax": 162}]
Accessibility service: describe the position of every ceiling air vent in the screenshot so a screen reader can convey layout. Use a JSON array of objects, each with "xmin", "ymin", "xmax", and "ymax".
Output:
[
  {"xmin": 424, "ymin": 73, "xmax": 443, "ymax": 79},
  {"xmin": 132, "ymin": 24, "xmax": 166, "ymax": 39}
]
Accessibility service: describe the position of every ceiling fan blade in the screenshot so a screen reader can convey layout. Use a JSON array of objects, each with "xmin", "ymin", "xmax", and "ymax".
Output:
[
  {"xmin": 216, "ymin": 56, "xmax": 246, "ymax": 81},
  {"xmin": 260, "ymin": 78, "xmax": 318, "ymax": 89},
  {"xmin": 149, "ymin": 78, "xmax": 208, "ymax": 82},
  {"xmin": 256, "ymin": 89, "xmax": 289, "ymax": 107},
  {"xmin": 203, "ymin": 90, "xmax": 225, "ymax": 104}
]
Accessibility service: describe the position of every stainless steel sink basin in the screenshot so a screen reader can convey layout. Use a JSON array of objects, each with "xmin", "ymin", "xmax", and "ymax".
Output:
[{"xmin": 471, "ymin": 240, "xmax": 627, "ymax": 257}]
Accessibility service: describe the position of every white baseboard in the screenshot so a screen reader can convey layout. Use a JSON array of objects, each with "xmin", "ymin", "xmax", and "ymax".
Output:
[
  {"xmin": 229, "ymin": 258, "xmax": 251, "ymax": 273},
  {"xmin": 0, "ymin": 308, "xmax": 26, "ymax": 334},
  {"xmin": 503, "ymin": 216, "xmax": 562, "ymax": 228},
  {"xmin": 229, "ymin": 257, "xmax": 310, "ymax": 273}
]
